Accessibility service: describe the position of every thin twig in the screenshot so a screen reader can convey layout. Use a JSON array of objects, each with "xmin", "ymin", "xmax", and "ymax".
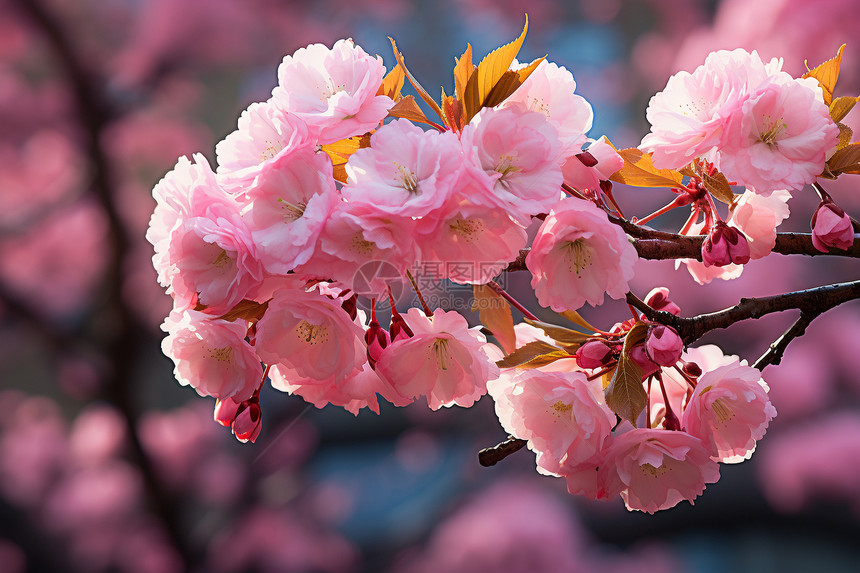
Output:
[
  {"xmin": 478, "ymin": 436, "xmax": 528, "ymax": 466},
  {"xmin": 753, "ymin": 311, "xmax": 817, "ymax": 370}
]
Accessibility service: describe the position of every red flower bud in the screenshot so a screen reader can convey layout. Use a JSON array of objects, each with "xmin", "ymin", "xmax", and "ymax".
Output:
[
  {"xmin": 811, "ymin": 200, "xmax": 854, "ymax": 252},
  {"xmin": 702, "ymin": 221, "xmax": 750, "ymax": 267},
  {"xmin": 575, "ymin": 340, "xmax": 613, "ymax": 369},
  {"xmin": 232, "ymin": 401, "xmax": 262, "ymax": 443},
  {"xmin": 644, "ymin": 287, "xmax": 681, "ymax": 316},
  {"xmin": 645, "ymin": 325, "xmax": 683, "ymax": 366}
]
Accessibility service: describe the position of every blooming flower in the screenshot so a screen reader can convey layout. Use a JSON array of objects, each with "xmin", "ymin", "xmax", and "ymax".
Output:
[
  {"xmin": 561, "ymin": 136, "xmax": 623, "ymax": 194},
  {"xmin": 527, "ymin": 197, "xmax": 637, "ymax": 311},
  {"xmin": 682, "ymin": 359, "xmax": 777, "ymax": 463},
  {"xmin": 271, "ymin": 39, "xmax": 393, "ymax": 144},
  {"xmin": 376, "ymin": 308, "xmax": 499, "ymax": 410},
  {"xmin": 460, "ymin": 106, "xmax": 564, "ymax": 222},
  {"xmin": 729, "ymin": 189, "xmax": 791, "ymax": 259},
  {"xmin": 718, "ymin": 76, "xmax": 839, "ymax": 193},
  {"xmin": 161, "ymin": 309, "xmax": 262, "ymax": 402},
  {"xmin": 255, "ymin": 285, "xmax": 367, "ymax": 383},
  {"xmin": 599, "ymin": 428, "xmax": 721, "ymax": 513},
  {"xmin": 487, "ymin": 369, "xmax": 615, "ymax": 476}
]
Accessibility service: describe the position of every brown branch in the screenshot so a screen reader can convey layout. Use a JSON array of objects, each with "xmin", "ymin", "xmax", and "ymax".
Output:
[
  {"xmin": 753, "ymin": 311, "xmax": 817, "ymax": 371},
  {"xmin": 627, "ymin": 280, "xmax": 860, "ymax": 347},
  {"xmin": 478, "ymin": 436, "xmax": 527, "ymax": 466}
]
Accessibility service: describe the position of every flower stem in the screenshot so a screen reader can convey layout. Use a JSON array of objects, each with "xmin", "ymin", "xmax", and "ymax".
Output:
[
  {"xmin": 405, "ymin": 270, "xmax": 433, "ymax": 316},
  {"xmin": 487, "ymin": 280, "xmax": 538, "ymax": 321}
]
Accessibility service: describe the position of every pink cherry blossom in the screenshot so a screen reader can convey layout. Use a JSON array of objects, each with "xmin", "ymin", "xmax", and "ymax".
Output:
[
  {"xmin": 415, "ymin": 199, "xmax": 528, "ymax": 285},
  {"xmin": 342, "ymin": 119, "xmax": 461, "ymax": 218},
  {"xmin": 682, "ymin": 359, "xmax": 777, "ymax": 463},
  {"xmin": 718, "ymin": 76, "xmax": 839, "ymax": 192},
  {"xmin": 811, "ymin": 200, "xmax": 855, "ymax": 252},
  {"xmin": 295, "ymin": 201, "xmax": 418, "ymax": 298},
  {"xmin": 376, "ymin": 308, "xmax": 499, "ymax": 410},
  {"xmin": 460, "ymin": 106, "xmax": 564, "ymax": 222},
  {"xmin": 527, "ymin": 197, "xmax": 637, "ymax": 311},
  {"xmin": 487, "ymin": 369, "xmax": 615, "ymax": 476},
  {"xmin": 641, "ymin": 49, "xmax": 783, "ymax": 169},
  {"xmin": 599, "ymin": 428, "xmax": 720, "ymax": 513},
  {"xmin": 561, "ymin": 136, "xmax": 623, "ymax": 194},
  {"xmin": 255, "ymin": 285, "xmax": 366, "ymax": 383},
  {"xmin": 214, "ymin": 100, "xmax": 313, "ymax": 189},
  {"xmin": 160, "ymin": 309, "xmax": 262, "ymax": 402},
  {"xmin": 645, "ymin": 287, "xmax": 681, "ymax": 316},
  {"xmin": 499, "ymin": 59, "xmax": 594, "ymax": 153},
  {"xmin": 236, "ymin": 143, "xmax": 338, "ymax": 274},
  {"xmin": 271, "ymin": 39, "xmax": 393, "ymax": 144},
  {"xmin": 729, "ymin": 189, "xmax": 791, "ymax": 259}
]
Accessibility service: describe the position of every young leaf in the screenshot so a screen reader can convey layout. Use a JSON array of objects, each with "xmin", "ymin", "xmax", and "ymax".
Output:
[
  {"xmin": 473, "ymin": 284, "xmax": 517, "ymax": 354},
  {"xmin": 559, "ymin": 310, "xmax": 600, "ymax": 333},
  {"xmin": 453, "ymin": 43, "xmax": 475, "ymax": 103},
  {"xmin": 217, "ymin": 299, "xmax": 269, "ymax": 323},
  {"xmin": 320, "ymin": 134, "xmax": 372, "ymax": 184},
  {"xmin": 389, "ymin": 37, "xmax": 446, "ymax": 123},
  {"xmin": 604, "ymin": 355, "xmax": 647, "ymax": 425},
  {"xmin": 482, "ymin": 56, "xmax": 546, "ymax": 108},
  {"xmin": 826, "ymin": 141, "xmax": 860, "ymax": 175},
  {"xmin": 516, "ymin": 350, "xmax": 573, "ymax": 369},
  {"xmin": 803, "ymin": 44, "xmax": 845, "ymax": 107},
  {"xmin": 837, "ymin": 122, "xmax": 853, "ymax": 151},
  {"xmin": 462, "ymin": 16, "xmax": 529, "ymax": 122},
  {"xmin": 609, "ymin": 148, "xmax": 685, "ymax": 188},
  {"xmin": 386, "ymin": 95, "xmax": 433, "ymax": 125},
  {"xmin": 829, "ymin": 95, "xmax": 858, "ymax": 123},
  {"xmin": 701, "ymin": 169, "xmax": 735, "ymax": 204},
  {"xmin": 603, "ymin": 321, "xmax": 649, "ymax": 424},
  {"xmin": 378, "ymin": 62, "xmax": 405, "ymax": 100},
  {"xmin": 442, "ymin": 91, "xmax": 465, "ymax": 132},
  {"xmin": 523, "ymin": 318, "xmax": 591, "ymax": 344},
  {"xmin": 496, "ymin": 339, "xmax": 565, "ymax": 368}
]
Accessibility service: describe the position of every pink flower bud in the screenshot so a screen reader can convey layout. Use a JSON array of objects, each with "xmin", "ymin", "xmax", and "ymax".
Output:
[
  {"xmin": 214, "ymin": 398, "xmax": 241, "ymax": 427},
  {"xmin": 630, "ymin": 344, "xmax": 659, "ymax": 378},
  {"xmin": 232, "ymin": 401, "xmax": 262, "ymax": 443},
  {"xmin": 389, "ymin": 310, "xmax": 413, "ymax": 342},
  {"xmin": 645, "ymin": 325, "xmax": 683, "ymax": 366},
  {"xmin": 575, "ymin": 340, "xmax": 613, "ymax": 369},
  {"xmin": 702, "ymin": 222, "xmax": 750, "ymax": 267},
  {"xmin": 644, "ymin": 287, "xmax": 681, "ymax": 316},
  {"xmin": 811, "ymin": 201, "xmax": 854, "ymax": 252},
  {"xmin": 683, "ymin": 361, "xmax": 702, "ymax": 378},
  {"xmin": 364, "ymin": 320, "xmax": 390, "ymax": 368}
]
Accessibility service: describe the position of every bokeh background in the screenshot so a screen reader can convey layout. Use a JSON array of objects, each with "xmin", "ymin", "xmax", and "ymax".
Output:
[{"xmin": 2, "ymin": 0, "xmax": 860, "ymax": 571}]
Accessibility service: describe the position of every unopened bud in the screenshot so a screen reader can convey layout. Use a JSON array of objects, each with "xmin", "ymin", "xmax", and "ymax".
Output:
[
  {"xmin": 232, "ymin": 401, "xmax": 262, "ymax": 443},
  {"xmin": 702, "ymin": 221, "xmax": 750, "ymax": 267},
  {"xmin": 630, "ymin": 344, "xmax": 660, "ymax": 378},
  {"xmin": 575, "ymin": 340, "xmax": 613, "ymax": 369},
  {"xmin": 365, "ymin": 321, "xmax": 390, "ymax": 368},
  {"xmin": 682, "ymin": 361, "xmax": 702, "ymax": 378},
  {"xmin": 644, "ymin": 287, "xmax": 681, "ymax": 316},
  {"xmin": 214, "ymin": 398, "xmax": 241, "ymax": 427},
  {"xmin": 645, "ymin": 325, "xmax": 683, "ymax": 366},
  {"xmin": 811, "ymin": 200, "xmax": 854, "ymax": 252},
  {"xmin": 389, "ymin": 311, "xmax": 413, "ymax": 342}
]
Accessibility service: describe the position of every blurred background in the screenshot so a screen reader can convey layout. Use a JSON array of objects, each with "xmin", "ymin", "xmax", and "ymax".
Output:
[{"xmin": 1, "ymin": 0, "xmax": 860, "ymax": 571}]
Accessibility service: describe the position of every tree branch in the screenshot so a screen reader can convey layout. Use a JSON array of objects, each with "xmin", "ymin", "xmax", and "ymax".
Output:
[
  {"xmin": 753, "ymin": 311, "xmax": 817, "ymax": 370},
  {"xmin": 627, "ymin": 280, "xmax": 860, "ymax": 347},
  {"xmin": 478, "ymin": 436, "xmax": 527, "ymax": 466}
]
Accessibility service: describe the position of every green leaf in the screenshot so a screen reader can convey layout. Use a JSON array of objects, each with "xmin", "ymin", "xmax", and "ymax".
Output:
[
  {"xmin": 523, "ymin": 318, "xmax": 591, "ymax": 344},
  {"xmin": 496, "ymin": 340, "xmax": 564, "ymax": 368},
  {"xmin": 473, "ymin": 284, "xmax": 516, "ymax": 354}
]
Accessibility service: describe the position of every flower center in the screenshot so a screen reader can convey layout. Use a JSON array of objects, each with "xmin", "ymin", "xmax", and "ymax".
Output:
[
  {"xmin": 710, "ymin": 397, "xmax": 734, "ymax": 425},
  {"xmin": 496, "ymin": 153, "xmax": 521, "ymax": 178},
  {"xmin": 260, "ymin": 139, "xmax": 284, "ymax": 162},
  {"xmin": 431, "ymin": 338, "xmax": 450, "ymax": 370},
  {"xmin": 563, "ymin": 239, "xmax": 593, "ymax": 276},
  {"xmin": 449, "ymin": 217, "xmax": 484, "ymax": 243},
  {"xmin": 209, "ymin": 346, "xmax": 234, "ymax": 362},
  {"xmin": 212, "ymin": 248, "xmax": 232, "ymax": 269},
  {"xmin": 759, "ymin": 114, "xmax": 787, "ymax": 146},
  {"xmin": 277, "ymin": 198, "xmax": 306, "ymax": 221},
  {"xmin": 295, "ymin": 320, "xmax": 329, "ymax": 345},
  {"xmin": 641, "ymin": 463, "xmax": 669, "ymax": 478},
  {"xmin": 351, "ymin": 233, "xmax": 375, "ymax": 255},
  {"xmin": 394, "ymin": 163, "xmax": 419, "ymax": 194}
]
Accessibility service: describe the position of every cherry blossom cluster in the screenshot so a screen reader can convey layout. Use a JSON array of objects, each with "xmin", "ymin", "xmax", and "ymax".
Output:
[
  {"xmin": 488, "ymin": 291, "xmax": 776, "ymax": 514},
  {"xmin": 148, "ymin": 25, "xmax": 857, "ymax": 513}
]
